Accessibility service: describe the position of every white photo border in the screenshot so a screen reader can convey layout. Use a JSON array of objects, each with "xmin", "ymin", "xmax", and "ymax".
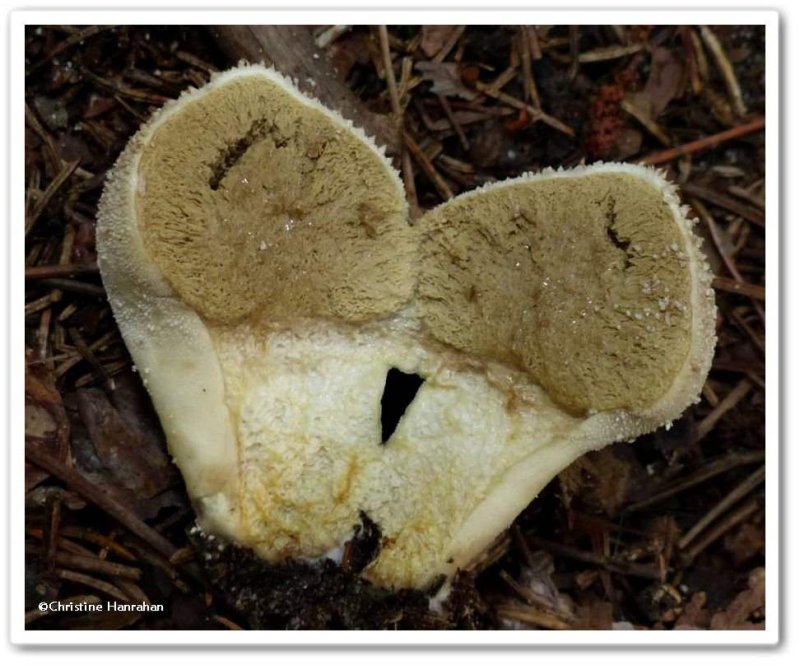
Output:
[{"xmin": 7, "ymin": 6, "xmax": 780, "ymax": 647}]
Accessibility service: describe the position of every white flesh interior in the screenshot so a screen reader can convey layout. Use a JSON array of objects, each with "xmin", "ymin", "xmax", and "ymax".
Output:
[{"xmin": 208, "ymin": 316, "xmax": 580, "ymax": 589}]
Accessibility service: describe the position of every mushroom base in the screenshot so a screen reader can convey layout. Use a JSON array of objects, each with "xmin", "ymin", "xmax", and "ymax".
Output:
[{"xmin": 206, "ymin": 317, "xmax": 583, "ymax": 590}]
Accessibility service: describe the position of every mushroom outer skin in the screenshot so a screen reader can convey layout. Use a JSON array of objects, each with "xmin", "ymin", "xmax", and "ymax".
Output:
[{"xmin": 97, "ymin": 64, "xmax": 717, "ymax": 591}]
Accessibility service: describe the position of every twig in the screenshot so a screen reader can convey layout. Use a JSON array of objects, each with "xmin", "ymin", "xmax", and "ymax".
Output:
[
  {"xmin": 693, "ymin": 378, "xmax": 753, "ymax": 443},
  {"xmin": 77, "ymin": 120, "xmax": 113, "ymax": 154},
  {"xmin": 437, "ymin": 95, "xmax": 469, "ymax": 150},
  {"xmin": 578, "ymin": 43, "xmax": 645, "ymax": 63},
  {"xmin": 25, "ymin": 294, "xmax": 56, "ymax": 317},
  {"xmin": 523, "ymin": 535, "xmax": 662, "ymax": 580},
  {"xmin": 702, "ymin": 381, "xmax": 720, "ymax": 407},
  {"xmin": 487, "ymin": 66, "xmax": 518, "ymax": 94},
  {"xmin": 437, "ymin": 154, "xmax": 475, "ymax": 174},
  {"xmin": 397, "ymin": 56, "xmax": 416, "ymax": 107},
  {"xmin": 639, "ymin": 116, "xmax": 765, "ymax": 165},
  {"xmin": 37, "ymin": 309, "xmax": 53, "ymax": 367},
  {"xmin": 440, "ymin": 98, "xmax": 517, "ymax": 117},
  {"xmin": 439, "ymin": 168, "xmax": 473, "ymax": 189},
  {"xmin": 169, "ymin": 546, "xmax": 196, "ymax": 566},
  {"xmin": 27, "ymin": 25, "xmax": 111, "ymax": 74},
  {"xmin": 730, "ymin": 308, "xmax": 765, "ymax": 353},
  {"xmin": 26, "ymin": 160, "xmax": 80, "ymax": 235},
  {"xmin": 517, "ymin": 30, "xmax": 539, "ymax": 108},
  {"xmin": 495, "ymin": 602, "xmax": 572, "ymax": 630},
  {"xmin": 682, "ymin": 499, "xmax": 761, "ymax": 563},
  {"xmin": 689, "ymin": 28, "xmax": 710, "ymax": 90},
  {"xmin": 378, "ymin": 26, "xmax": 402, "ymax": 118},
  {"xmin": 693, "ymin": 198, "xmax": 747, "ymax": 280},
  {"xmin": 567, "ymin": 26, "xmax": 580, "ymax": 80},
  {"xmin": 692, "ymin": 197, "xmax": 765, "ymax": 325},
  {"xmin": 174, "ymin": 50, "xmax": 218, "ymax": 73},
  {"xmin": 464, "ymin": 531, "xmax": 511, "ymax": 574},
  {"xmin": 314, "ymin": 24, "xmax": 351, "ymax": 49},
  {"xmin": 54, "ymin": 552, "xmax": 142, "ymax": 580},
  {"xmin": 125, "ymin": 68, "xmax": 182, "ymax": 97},
  {"xmin": 59, "ymin": 526, "xmax": 138, "ymax": 561},
  {"xmin": 526, "ymin": 26, "xmax": 543, "ymax": 60},
  {"xmin": 112, "ymin": 94, "xmax": 148, "ymax": 123},
  {"xmin": 68, "ymin": 327, "xmax": 114, "ymax": 394},
  {"xmin": 404, "ymin": 132, "xmax": 454, "ymax": 201},
  {"xmin": 57, "ymin": 303, "xmax": 79, "ymax": 323},
  {"xmin": 620, "ymin": 98, "xmax": 672, "ymax": 146},
  {"xmin": 121, "ymin": 539, "xmax": 194, "ymax": 591},
  {"xmin": 432, "ymin": 26, "xmax": 466, "ymax": 63},
  {"xmin": 24, "ymin": 102, "xmax": 63, "ymax": 174},
  {"xmin": 625, "ymin": 450, "xmax": 764, "ymax": 513},
  {"xmin": 213, "ymin": 615, "xmax": 246, "ymax": 630},
  {"xmin": 27, "ymin": 528, "xmax": 96, "ymax": 558},
  {"xmin": 74, "ymin": 359, "xmax": 129, "ymax": 389},
  {"xmin": 401, "ymin": 150, "xmax": 420, "ymax": 219},
  {"xmin": 25, "ymin": 262, "xmax": 99, "ymax": 280},
  {"xmin": 81, "ymin": 68, "xmax": 170, "ymax": 105},
  {"xmin": 473, "ymin": 80, "xmax": 574, "ymax": 136},
  {"xmin": 728, "ymin": 183, "xmax": 765, "ymax": 209},
  {"xmin": 678, "ymin": 465, "xmax": 765, "ymax": 549},
  {"xmin": 37, "ymin": 278, "xmax": 106, "ymax": 298},
  {"xmin": 684, "ymin": 182, "xmax": 765, "ymax": 227},
  {"xmin": 681, "ymin": 27, "xmax": 703, "ymax": 95},
  {"xmin": 43, "ymin": 493, "xmax": 61, "ymax": 571},
  {"xmin": 712, "ymin": 276, "xmax": 765, "ymax": 301},
  {"xmin": 54, "ymin": 569, "xmax": 133, "ymax": 603},
  {"xmin": 745, "ymin": 373, "xmax": 765, "ymax": 391},
  {"xmin": 712, "ymin": 359, "xmax": 764, "ymax": 375},
  {"xmin": 512, "ymin": 525, "xmax": 536, "ymax": 568},
  {"xmin": 699, "ymin": 26, "xmax": 747, "ymax": 117},
  {"xmin": 24, "ymin": 445, "xmax": 178, "ymax": 560},
  {"xmin": 377, "ymin": 26, "xmax": 420, "ymax": 217},
  {"xmin": 55, "ymin": 329, "xmax": 120, "ymax": 378}
]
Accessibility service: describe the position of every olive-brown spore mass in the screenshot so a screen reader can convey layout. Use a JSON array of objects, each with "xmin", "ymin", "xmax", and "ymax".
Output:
[
  {"xmin": 418, "ymin": 173, "xmax": 693, "ymax": 414},
  {"xmin": 137, "ymin": 75, "xmax": 415, "ymax": 325}
]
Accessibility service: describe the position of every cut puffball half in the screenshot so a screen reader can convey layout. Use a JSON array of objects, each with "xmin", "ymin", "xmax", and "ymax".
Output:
[{"xmin": 97, "ymin": 64, "xmax": 716, "ymax": 592}]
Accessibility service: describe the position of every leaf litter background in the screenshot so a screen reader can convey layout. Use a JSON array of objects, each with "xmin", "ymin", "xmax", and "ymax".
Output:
[{"xmin": 24, "ymin": 25, "xmax": 766, "ymax": 630}]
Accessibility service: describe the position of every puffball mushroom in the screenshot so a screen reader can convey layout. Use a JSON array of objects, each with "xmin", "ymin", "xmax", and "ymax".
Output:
[{"xmin": 97, "ymin": 65, "xmax": 716, "ymax": 591}]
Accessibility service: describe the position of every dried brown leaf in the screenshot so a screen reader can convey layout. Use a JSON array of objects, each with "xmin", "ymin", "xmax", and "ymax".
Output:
[
  {"xmin": 25, "ymin": 349, "xmax": 70, "ymax": 491},
  {"xmin": 415, "ymin": 61, "xmax": 477, "ymax": 100},
  {"xmin": 723, "ymin": 515, "xmax": 765, "ymax": 567},
  {"xmin": 328, "ymin": 30, "xmax": 372, "ymax": 81},
  {"xmin": 675, "ymin": 592, "xmax": 711, "ymax": 629},
  {"xmin": 614, "ymin": 127, "xmax": 643, "ymax": 160},
  {"xmin": 560, "ymin": 444, "xmax": 645, "ymax": 516},
  {"xmin": 574, "ymin": 597, "xmax": 614, "ymax": 629},
  {"xmin": 517, "ymin": 550, "xmax": 573, "ymax": 618},
  {"xmin": 70, "ymin": 218, "xmax": 97, "ymax": 264},
  {"xmin": 709, "ymin": 567, "xmax": 765, "ymax": 629},
  {"xmin": 644, "ymin": 47, "xmax": 685, "ymax": 116},
  {"xmin": 84, "ymin": 95, "xmax": 117, "ymax": 119},
  {"xmin": 33, "ymin": 96, "xmax": 69, "ymax": 130},
  {"xmin": 71, "ymin": 371, "xmax": 181, "ymax": 518},
  {"xmin": 419, "ymin": 25, "xmax": 458, "ymax": 58}
]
